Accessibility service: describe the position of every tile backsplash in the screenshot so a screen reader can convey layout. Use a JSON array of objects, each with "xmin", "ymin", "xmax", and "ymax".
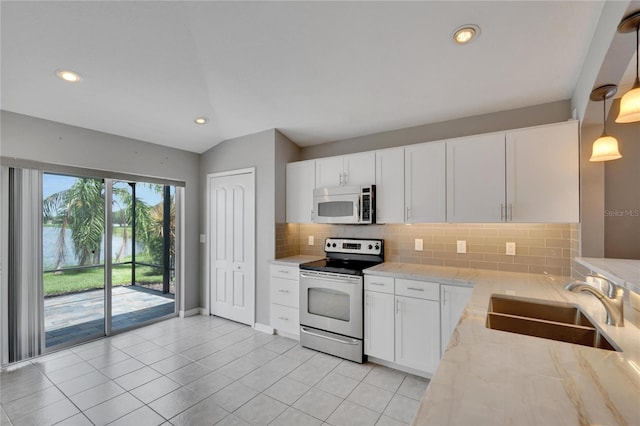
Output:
[{"xmin": 276, "ymin": 222, "xmax": 576, "ymax": 277}]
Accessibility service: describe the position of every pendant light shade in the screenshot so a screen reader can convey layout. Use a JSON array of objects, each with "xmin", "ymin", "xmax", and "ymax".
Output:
[
  {"xmin": 589, "ymin": 84, "xmax": 622, "ymax": 162},
  {"xmin": 615, "ymin": 11, "xmax": 640, "ymax": 124},
  {"xmin": 590, "ymin": 135, "xmax": 622, "ymax": 161}
]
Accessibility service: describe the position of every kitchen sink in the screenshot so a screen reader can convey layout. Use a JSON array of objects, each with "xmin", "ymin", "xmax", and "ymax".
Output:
[{"xmin": 486, "ymin": 294, "xmax": 621, "ymax": 351}]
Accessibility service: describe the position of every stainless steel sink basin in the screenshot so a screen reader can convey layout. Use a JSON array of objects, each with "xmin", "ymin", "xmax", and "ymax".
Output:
[{"xmin": 486, "ymin": 295, "xmax": 621, "ymax": 351}]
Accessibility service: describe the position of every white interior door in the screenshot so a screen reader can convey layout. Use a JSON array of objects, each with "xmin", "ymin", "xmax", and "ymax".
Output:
[{"xmin": 209, "ymin": 170, "xmax": 255, "ymax": 325}]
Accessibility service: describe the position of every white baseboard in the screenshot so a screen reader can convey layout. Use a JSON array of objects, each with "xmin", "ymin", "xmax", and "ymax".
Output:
[
  {"xmin": 179, "ymin": 308, "xmax": 203, "ymax": 318},
  {"xmin": 366, "ymin": 356, "xmax": 432, "ymax": 379},
  {"xmin": 253, "ymin": 323, "xmax": 275, "ymax": 335},
  {"xmin": 199, "ymin": 308, "xmax": 209, "ymax": 316}
]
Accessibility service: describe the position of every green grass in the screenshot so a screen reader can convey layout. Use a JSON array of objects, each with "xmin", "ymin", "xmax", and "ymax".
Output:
[{"xmin": 44, "ymin": 263, "xmax": 163, "ymax": 296}]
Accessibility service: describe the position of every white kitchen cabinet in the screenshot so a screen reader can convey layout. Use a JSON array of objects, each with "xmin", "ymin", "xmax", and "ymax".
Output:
[
  {"xmin": 506, "ymin": 121, "xmax": 579, "ymax": 223},
  {"xmin": 269, "ymin": 264, "xmax": 301, "ymax": 338},
  {"xmin": 440, "ymin": 284, "xmax": 472, "ymax": 355},
  {"xmin": 375, "ymin": 147, "xmax": 405, "ymax": 223},
  {"xmin": 364, "ymin": 289, "xmax": 395, "ymax": 362},
  {"xmin": 447, "ymin": 121, "xmax": 579, "ymax": 223},
  {"xmin": 446, "ymin": 133, "xmax": 505, "ymax": 222},
  {"xmin": 286, "ymin": 160, "xmax": 315, "ymax": 223},
  {"xmin": 315, "ymin": 152, "xmax": 375, "ymax": 188},
  {"xmin": 395, "ymin": 294, "xmax": 440, "ymax": 374},
  {"xmin": 405, "ymin": 141, "xmax": 446, "ymax": 223}
]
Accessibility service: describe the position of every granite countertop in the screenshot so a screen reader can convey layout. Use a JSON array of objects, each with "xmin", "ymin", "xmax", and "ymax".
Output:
[
  {"xmin": 270, "ymin": 255, "xmax": 325, "ymax": 267},
  {"xmin": 366, "ymin": 262, "xmax": 640, "ymax": 425},
  {"xmin": 575, "ymin": 257, "xmax": 640, "ymax": 294}
]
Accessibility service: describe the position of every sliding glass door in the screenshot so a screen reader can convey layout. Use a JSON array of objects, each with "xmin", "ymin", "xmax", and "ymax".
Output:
[
  {"xmin": 41, "ymin": 173, "xmax": 176, "ymax": 349},
  {"xmin": 43, "ymin": 174, "xmax": 106, "ymax": 348}
]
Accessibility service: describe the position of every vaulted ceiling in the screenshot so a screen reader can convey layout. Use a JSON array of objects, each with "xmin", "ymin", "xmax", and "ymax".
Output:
[{"xmin": 0, "ymin": 1, "xmax": 634, "ymax": 153}]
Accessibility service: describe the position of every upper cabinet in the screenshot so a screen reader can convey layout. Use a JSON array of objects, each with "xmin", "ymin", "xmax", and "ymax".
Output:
[
  {"xmin": 446, "ymin": 134, "xmax": 506, "ymax": 222},
  {"xmin": 316, "ymin": 152, "xmax": 375, "ymax": 187},
  {"xmin": 286, "ymin": 160, "xmax": 315, "ymax": 223},
  {"xmin": 447, "ymin": 121, "xmax": 579, "ymax": 223},
  {"xmin": 375, "ymin": 147, "xmax": 405, "ymax": 224},
  {"xmin": 405, "ymin": 141, "xmax": 446, "ymax": 223},
  {"xmin": 506, "ymin": 121, "xmax": 579, "ymax": 223}
]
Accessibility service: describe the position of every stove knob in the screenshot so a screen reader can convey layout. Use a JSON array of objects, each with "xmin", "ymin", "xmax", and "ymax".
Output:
[
  {"xmin": 368, "ymin": 244, "xmax": 373, "ymax": 250},
  {"xmin": 332, "ymin": 243, "xmax": 337, "ymax": 248},
  {"xmin": 326, "ymin": 242, "xmax": 331, "ymax": 248},
  {"xmin": 375, "ymin": 245, "xmax": 380, "ymax": 250}
]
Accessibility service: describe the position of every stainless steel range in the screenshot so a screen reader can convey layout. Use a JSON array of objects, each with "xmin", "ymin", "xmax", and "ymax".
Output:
[{"xmin": 299, "ymin": 238, "xmax": 384, "ymax": 363}]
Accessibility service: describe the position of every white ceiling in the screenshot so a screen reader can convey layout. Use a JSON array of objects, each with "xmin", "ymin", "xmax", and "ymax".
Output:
[{"xmin": 0, "ymin": 1, "xmax": 621, "ymax": 153}]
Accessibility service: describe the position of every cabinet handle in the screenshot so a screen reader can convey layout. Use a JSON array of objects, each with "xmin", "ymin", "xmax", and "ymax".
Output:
[
  {"xmin": 396, "ymin": 299, "xmax": 400, "ymax": 314},
  {"xmin": 343, "ymin": 172, "xmax": 348, "ymax": 185},
  {"xmin": 500, "ymin": 204, "xmax": 505, "ymax": 221},
  {"xmin": 406, "ymin": 206, "xmax": 411, "ymax": 220},
  {"xmin": 277, "ymin": 289, "xmax": 289, "ymax": 293},
  {"xmin": 508, "ymin": 203, "xmax": 513, "ymax": 221},
  {"xmin": 370, "ymin": 282, "xmax": 385, "ymax": 286},
  {"xmin": 443, "ymin": 291, "xmax": 448, "ymax": 306},
  {"xmin": 278, "ymin": 316, "xmax": 289, "ymax": 321},
  {"xmin": 339, "ymin": 173, "xmax": 343, "ymax": 186},
  {"xmin": 407, "ymin": 287, "xmax": 424, "ymax": 292},
  {"xmin": 278, "ymin": 270, "xmax": 289, "ymax": 274}
]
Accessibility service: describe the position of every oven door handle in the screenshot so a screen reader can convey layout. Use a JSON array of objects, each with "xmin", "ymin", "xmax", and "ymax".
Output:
[
  {"xmin": 300, "ymin": 272, "xmax": 361, "ymax": 283},
  {"xmin": 300, "ymin": 327, "xmax": 361, "ymax": 345}
]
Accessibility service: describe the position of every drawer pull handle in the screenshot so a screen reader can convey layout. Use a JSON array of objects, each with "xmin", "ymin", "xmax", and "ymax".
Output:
[
  {"xmin": 407, "ymin": 287, "xmax": 424, "ymax": 291},
  {"xmin": 277, "ymin": 289, "xmax": 290, "ymax": 293},
  {"xmin": 278, "ymin": 270, "xmax": 290, "ymax": 274},
  {"xmin": 370, "ymin": 282, "xmax": 385, "ymax": 286},
  {"xmin": 278, "ymin": 316, "xmax": 289, "ymax": 321}
]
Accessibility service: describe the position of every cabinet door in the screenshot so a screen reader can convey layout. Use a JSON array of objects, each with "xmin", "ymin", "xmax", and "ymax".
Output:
[
  {"xmin": 404, "ymin": 141, "xmax": 446, "ymax": 223},
  {"xmin": 506, "ymin": 121, "xmax": 579, "ymax": 223},
  {"xmin": 286, "ymin": 160, "xmax": 316, "ymax": 223},
  {"xmin": 447, "ymin": 134, "xmax": 505, "ymax": 222},
  {"xmin": 364, "ymin": 291, "xmax": 395, "ymax": 361},
  {"xmin": 395, "ymin": 296, "xmax": 440, "ymax": 374},
  {"xmin": 343, "ymin": 152, "xmax": 376, "ymax": 186},
  {"xmin": 375, "ymin": 148, "xmax": 405, "ymax": 223},
  {"xmin": 315, "ymin": 156, "xmax": 344, "ymax": 188},
  {"xmin": 440, "ymin": 285, "xmax": 472, "ymax": 355}
]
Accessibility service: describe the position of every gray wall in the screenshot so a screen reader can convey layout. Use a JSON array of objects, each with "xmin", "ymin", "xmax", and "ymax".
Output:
[
  {"xmin": 300, "ymin": 100, "xmax": 572, "ymax": 160},
  {"xmin": 604, "ymin": 100, "xmax": 640, "ymax": 259},
  {"xmin": 0, "ymin": 110, "xmax": 201, "ymax": 311},
  {"xmin": 580, "ymin": 123, "xmax": 606, "ymax": 258},
  {"xmin": 199, "ymin": 129, "xmax": 277, "ymax": 326}
]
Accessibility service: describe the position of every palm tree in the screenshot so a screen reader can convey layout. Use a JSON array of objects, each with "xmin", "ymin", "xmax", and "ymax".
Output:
[{"xmin": 44, "ymin": 178, "xmax": 104, "ymax": 268}]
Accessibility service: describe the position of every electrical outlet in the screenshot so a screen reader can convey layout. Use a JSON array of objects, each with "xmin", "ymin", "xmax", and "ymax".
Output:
[
  {"xmin": 456, "ymin": 240, "xmax": 466, "ymax": 254},
  {"xmin": 308, "ymin": 235, "xmax": 314, "ymax": 246},
  {"xmin": 506, "ymin": 242, "xmax": 516, "ymax": 256},
  {"xmin": 414, "ymin": 238, "xmax": 423, "ymax": 251}
]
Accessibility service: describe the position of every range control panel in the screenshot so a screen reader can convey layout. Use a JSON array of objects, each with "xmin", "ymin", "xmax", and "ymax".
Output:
[{"xmin": 324, "ymin": 238, "xmax": 383, "ymax": 256}]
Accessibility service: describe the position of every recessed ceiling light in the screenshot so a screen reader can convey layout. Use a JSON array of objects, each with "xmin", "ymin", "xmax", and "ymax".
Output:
[
  {"xmin": 453, "ymin": 25, "xmax": 480, "ymax": 45},
  {"xmin": 55, "ymin": 69, "xmax": 81, "ymax": 83},
  {"xmin": 194, "ymin": 117, "xmax": 208, "ymax": 125}
]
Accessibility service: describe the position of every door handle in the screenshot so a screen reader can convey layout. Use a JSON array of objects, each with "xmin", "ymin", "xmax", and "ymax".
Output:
[{"xmin": 300, "ymin": 327, "xmax": 360, "ymax": 345}]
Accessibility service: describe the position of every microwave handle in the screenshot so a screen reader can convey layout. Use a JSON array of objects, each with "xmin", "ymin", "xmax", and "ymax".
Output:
[{"xmin": 357, "ymin": 195, "xmax": 361, "ymax": 221}]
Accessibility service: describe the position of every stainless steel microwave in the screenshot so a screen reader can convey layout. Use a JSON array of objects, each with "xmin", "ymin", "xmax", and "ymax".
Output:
[{"xmin": 312, "ymin": 185, "xmax": 375, "ymax": 224}]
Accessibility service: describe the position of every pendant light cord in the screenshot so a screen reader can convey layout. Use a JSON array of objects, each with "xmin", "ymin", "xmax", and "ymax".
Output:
[{"xmin": 603, "ymin": 94, "xmax": 607, "ymax": 135}]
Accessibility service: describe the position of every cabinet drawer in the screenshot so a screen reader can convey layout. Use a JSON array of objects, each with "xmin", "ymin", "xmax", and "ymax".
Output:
[
  {"xmin": 364, "ymin": 275, "xmax": 394, "ymax": 294},
  {"xmin": 395, "ymin": 279, "xmax": 440, "ymax": 301},
  {"xmin": 270, "ymin": 264, "xmax": 300, "ymax": 280},
  {"xmin": 270, "ymin": 304, "xmax": 299, "ymax": 335},
  {"xmin": 270, "ymin": 277, "xmax": 299, "ymax": 308}
]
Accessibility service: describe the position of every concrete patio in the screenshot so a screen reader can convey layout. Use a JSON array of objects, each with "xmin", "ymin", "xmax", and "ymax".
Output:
[{"xmin": 45, "ymin": 285, "xmax": 175, "ymax": 348}]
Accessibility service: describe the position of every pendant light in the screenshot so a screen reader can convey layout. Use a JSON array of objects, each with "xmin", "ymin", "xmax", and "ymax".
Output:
[
  {"xmin": 590, "ymin": 84, "xmax": 622, "ymax": 162},
  {"xmin": 615, "ymin": 11, "xmax": 640, "ymax": 124}
]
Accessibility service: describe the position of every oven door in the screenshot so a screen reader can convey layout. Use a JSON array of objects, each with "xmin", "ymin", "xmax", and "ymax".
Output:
[
  {"xmin": 299, "ymin": 271, "xmax": 363, "ymax": 339},
  {"xmin": 313, "ymin": 192, "xmax": 361, "ymax": 224}
]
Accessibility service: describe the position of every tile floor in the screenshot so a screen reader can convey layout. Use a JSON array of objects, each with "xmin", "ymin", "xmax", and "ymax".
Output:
[{"xmin": 1, "ymin": 315, "xmax": 428, "ymax": 426}]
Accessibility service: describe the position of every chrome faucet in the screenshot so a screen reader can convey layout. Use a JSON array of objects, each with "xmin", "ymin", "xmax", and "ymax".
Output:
[{"xmin": 564, "ymin": 274, "xmax": 624, "ymax": 326}]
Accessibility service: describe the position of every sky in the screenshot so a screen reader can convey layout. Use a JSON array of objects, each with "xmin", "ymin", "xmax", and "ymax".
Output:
[{"xmin": 43, "ymin": 173, "xmax": 165, "ymax": 206}]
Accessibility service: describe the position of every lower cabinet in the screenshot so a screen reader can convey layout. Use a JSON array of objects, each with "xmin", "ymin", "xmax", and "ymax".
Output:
[
  {"xmin": 365, "ymin": 274, "xmax": 471, "ymax": 376},
  {"xmin": 269, "ymin": 264, "xmax": 300, "ymax": 338}
]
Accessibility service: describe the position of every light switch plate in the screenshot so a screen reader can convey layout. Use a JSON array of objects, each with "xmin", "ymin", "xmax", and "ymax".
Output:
[
  {"xmin": 456, "ymin": 240, "xmax": 466, "ymax": 254},
  {"xmin": 414, "ymin": 238, "xmax": 423, "ymax": 251},
  {"xmin": 308, "ymin": 235, "xmax": 314, "ymax": 246},
  {"xmin": 506, "ymin": 242, "xmax": 516, "ymax": 256}
]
